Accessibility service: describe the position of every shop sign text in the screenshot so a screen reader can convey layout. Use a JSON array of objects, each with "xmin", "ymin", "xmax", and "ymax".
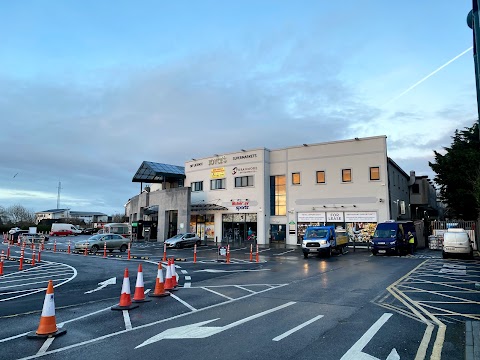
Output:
[
  {"xmin": 209, "ymin": 156, "xmax": 227, "ymax": 166},
  {"xmin": 232, "ymin": 200, "xmax": 249, "ymax": 211},
  {"xmin": 327, "ymin": 212, "xmax": 344, "ymax": 222}
]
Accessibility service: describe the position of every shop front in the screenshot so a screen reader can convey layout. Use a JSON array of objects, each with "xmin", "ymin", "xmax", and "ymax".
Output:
[
  {"xmin": 190, "ymin": 214, "xmax": 215, "ymax": 240},
  {"xmin": 296, "ymin": 211, "xmax": 378, "ymax": 243},
  {"xmin": 222, "ymin": 213, "xmax": 257, "ymax": 245}
]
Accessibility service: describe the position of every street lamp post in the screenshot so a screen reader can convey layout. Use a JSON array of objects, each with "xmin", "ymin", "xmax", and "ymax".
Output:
[{"xmin": 467, "ymin": 2, "xmax": 480, "ymax": 138}]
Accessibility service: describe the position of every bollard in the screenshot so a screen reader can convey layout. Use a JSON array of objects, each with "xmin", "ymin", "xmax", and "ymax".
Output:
[
  {"xmin": 226, "ymin": 244, "xmax": 230, "ymax": 264},
  {"xmin": 127, "ymin": 242, "xmax": 131, "ymax": 260},
  {"xmin": 103, "ymin": 241, "xmax": 107, "ymax": 258},
  {"xmin": 7, "ymin": 243, "xmax": 10, "ymax": 258},
  {"xmin": 256, "ymin": 244, "xmax": 259, "ymax": 263},
  {"xmin": 54, "ymin": 240, "xmax": 57, "ymax": 253},
  {"xmin": 193, "ymin": 244, "xmax": 197, "ymax": 263},
  {"xmin": 32, "ymin": 248, "xmax": 36, "ymax": 266},
  {"xmin": 67, "ymin": 240, "xmax": 71, "ymax": 254},
  {"xmin": 18, "ymin": 254, "xmax": 24, "ymax": 271},
  {"xmin": 250, "ymin": 244, "xmax": 253, "ymax": 262},
  {"xmin": 84, "ymin": 245, "xmax": 88, "ymax": 256},
  {"xmin": 0, "ymin": 250, "xmax": 4, "ymax": 275},
  {"xmin": 163, "ymin": 242, "xmax": 167, "ymax": 262},
  {"xmin": 38, "ymin": 248, "xmax": 41, "ymax": 262}
]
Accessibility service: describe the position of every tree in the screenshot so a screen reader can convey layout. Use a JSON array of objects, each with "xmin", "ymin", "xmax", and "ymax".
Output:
[
  {"xmin": 7, "ymin": 204, "xmax": 36, "ymax": 224},
  {"xmin": 429, "ymin": 122, "xmax": 480, "ymax": 220},
  {"xmin": 111, "ymin": 213, "xmax": 126, "ymax": 223}
]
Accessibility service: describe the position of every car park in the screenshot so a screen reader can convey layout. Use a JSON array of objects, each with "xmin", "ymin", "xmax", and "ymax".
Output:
[
  {"xmin": 164, "ymin": 233, "xmax": 201, "ymax": 248},
  {"xmin": 74, "ymin": 234, "xmax": 131, "ymax": 254}
]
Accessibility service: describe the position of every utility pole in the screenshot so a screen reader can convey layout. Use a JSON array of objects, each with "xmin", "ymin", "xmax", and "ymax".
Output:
[
  {"xmin": 57, "ymin": 181, "xmax": 62, "ymax": 209},
  {"xmin": 467, "ymin": 2, "xmax": 480, "ymax": 139}
]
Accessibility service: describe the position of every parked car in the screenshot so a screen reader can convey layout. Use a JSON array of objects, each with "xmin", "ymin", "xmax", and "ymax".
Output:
[
  {"xmin": 165, "ymin": 233, "xmax": 201, "ymax": 248},
  {"xmin": 81, "ymin": 228, "xmax": 94, "ymax": 235},
  {"xmin": 50, "ymin": 229, "xmax": 73, "ymax": 237},
  {"xmin": 74, "ymin": 234, "xmax": 131, "ymax": 254},
  {"xmin": 442, "ymin": 228, "xmax": 474, "ymax": 259},
  {"xmin": 20, "ymin": 233, "xmax": 49, "ymax": 244},
  {"xmin": 11, "ymin": 230, "xmax": 29, "ymax": 241},
  {"xmin": 8, "ymin": 227, "xmax": 21, "ymax": 234}
]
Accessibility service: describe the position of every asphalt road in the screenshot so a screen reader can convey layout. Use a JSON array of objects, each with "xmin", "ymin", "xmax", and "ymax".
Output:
[{"xmin": 0, "ymin": 236, "xmax": 478, "ymax": 360}]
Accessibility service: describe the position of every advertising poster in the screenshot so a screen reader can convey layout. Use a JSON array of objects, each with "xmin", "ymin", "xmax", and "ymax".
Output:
[{"xmin": 205, "ymin": 222, "xmax": 215, "ymax": 239}]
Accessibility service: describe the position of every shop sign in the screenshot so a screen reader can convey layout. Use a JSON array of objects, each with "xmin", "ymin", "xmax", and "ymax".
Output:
[
  {"xmin": 189, "ymin": 162, "xmax": 203, "ymax": 168},
  {"xmin": 231, "ymin": 200, "xmax": 249, "ymax": 211},
  {"xmin": 232, "ymin": 153, "xmax": 257, "ymax": 161},
  {"xmin": 297, "ymin": 212, "xmax": 326, "ymax": 222},
  {"xmin": 231, "ymin": 166, "xmax": 257, "ymax": 175},
  {"xmin": 209, "ymin": 155, "xmax": 227, "ymax": 166},
  {"xmin": 211, "ymin": 167, "xmax": 225, "ymax": 179},
  {"xmin": 326, "ymin": 212, "xmax": 344, "ymax": 222},
  {"xmin": 344, "ymin": 212, "xmax": 378, "ymax": 222}
]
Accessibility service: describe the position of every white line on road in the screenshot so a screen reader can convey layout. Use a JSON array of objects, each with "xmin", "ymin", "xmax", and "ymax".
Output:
[
  {"xmin": 170, "ymin": 293, "xmax": 197, "ymax": 311},
  {"xmin": 123, "ymin": 310, "xmax": 132, "ymax": 330},
  {"xmin": 272, "ymin": 315, "xmax": 324, "ymax": 341},
  {"xmin": 201, "ymin": 287, "xmax": 233, "ymax": 300},
  {"xmin": 37, "ymin": 337, "xmax": 55, "ymax": 355},
  {"xmin": 273, "ymin": 249, "xmax": 296, "ymax": 256}
]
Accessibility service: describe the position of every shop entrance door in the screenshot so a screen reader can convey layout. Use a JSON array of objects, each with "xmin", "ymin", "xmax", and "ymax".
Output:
[{"xmin": 270, "ymin": 224, "xmax": 286, "ymax": 243}]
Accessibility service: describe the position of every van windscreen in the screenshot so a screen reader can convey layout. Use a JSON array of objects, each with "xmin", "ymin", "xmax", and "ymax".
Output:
[
  {"xmin": 373, "ymin": 223, "xmax": 397, "ymax": 239},
  {"xmin": 305, "ymin": 228, "xmax": 328, "ymax": 238}
]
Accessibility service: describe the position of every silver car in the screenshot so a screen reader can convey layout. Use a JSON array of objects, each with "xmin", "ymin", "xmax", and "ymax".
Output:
[
  {"xmin": 165, "ymin": 233, "xmax": 201, "ymax": 248},
  {"xmin": 75, "ymin": 234, "xmax": 131, "ymax": 254}
]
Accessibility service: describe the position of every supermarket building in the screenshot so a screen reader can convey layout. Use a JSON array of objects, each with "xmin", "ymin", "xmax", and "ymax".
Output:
[{"xmin": 125, "ymin": 135, "xmax": 411, "ymax": 245}]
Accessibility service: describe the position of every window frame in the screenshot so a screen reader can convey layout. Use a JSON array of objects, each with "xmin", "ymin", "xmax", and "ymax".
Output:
[
  {"xmin": 291, "ymin": 172, "xmax": 301, "ymax": 185},
  {"xmin": 235, "ymin": 175, "xmax": 254, "ymax": 188},
  {"xmin": 341, "ymin": 168, "xmax": 352, "ymax": 183},
  {"xmin": 369, "ymin": 166, "xmax": 380, "ymax": 181},
  {"xmin": 210, "ymin": 178, "xmax": 226, "ymax": 190},
  {"xmin": 191, "ymin": 181, "xmax": 203, "ymax": 192},
  {"xmin": 316, "ymin": 170, "xmax": 326, "ymax": 184}
]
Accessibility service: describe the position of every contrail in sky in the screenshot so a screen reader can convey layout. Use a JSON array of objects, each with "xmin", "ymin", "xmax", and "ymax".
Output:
[{"xmin": 383, "ymin": 46, "xmax": 473, "ymax": 106}]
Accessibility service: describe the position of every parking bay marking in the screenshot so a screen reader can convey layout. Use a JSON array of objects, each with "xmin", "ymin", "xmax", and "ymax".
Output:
[
  {"xmin": 194, "ymin": 269, "xmax": 271, "ymax": 273},
  {"xmin": 135, "ymin": 301, "xmax": 296, "ymax": 348},
  {"xmin": 272, "ymin": 315, "xmax": 324, "ymax": 341}
]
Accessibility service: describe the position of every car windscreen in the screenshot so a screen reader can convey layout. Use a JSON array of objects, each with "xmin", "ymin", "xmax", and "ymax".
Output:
[
  {"xmin": 373, "ymin": 223, "xmax": 397, "ymax": 238},
  {"xmin": 304, "ymin": 229, "xmax": 329, "ymax": 238},
  {"xmin": 88, "ymin": 234, "xmax": 104, "ymax": 240},
  {"xmin": 171, "ymin": 234, "xmax": 184, "ymax": 239}
]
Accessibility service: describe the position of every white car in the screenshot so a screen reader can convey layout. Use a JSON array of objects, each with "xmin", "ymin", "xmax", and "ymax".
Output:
[
  {"xmin": 8, "ymin": 227, "xmax": 21, "ymax": 234},
  {"xmin": 442, "ymin": 228, "xmax": 474, "ymax": 259}
]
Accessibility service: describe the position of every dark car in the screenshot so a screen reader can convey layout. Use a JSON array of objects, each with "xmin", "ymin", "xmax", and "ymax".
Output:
[
  {"xmin": 81, "ymin": 228, "xmax": 94, "ymax": 235},
  {"xmin": 11, "ymin": 230, "xmax": 29, "ymax": 241}
]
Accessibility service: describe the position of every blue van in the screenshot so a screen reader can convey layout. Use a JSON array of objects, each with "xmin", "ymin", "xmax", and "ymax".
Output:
[{"xmin": 371, "ymin": 221, "xmax": 416, "ymax": 255}]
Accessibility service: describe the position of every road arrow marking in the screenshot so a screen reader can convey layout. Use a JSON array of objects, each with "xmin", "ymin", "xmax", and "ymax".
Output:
[
  {"xmin": 340, "ymin": 313, "xmax": 399, "ymax": 360},
  {"xmin": 84, "ymin": 277, "xmax": 117, "ymax": 294},
  {"xmin": 135, "ymin": 301, "xmax": 296, "ymax": 348},
  {"xmin": 194, "ymin": 269, "xmax": 271, "ymax": 273}
]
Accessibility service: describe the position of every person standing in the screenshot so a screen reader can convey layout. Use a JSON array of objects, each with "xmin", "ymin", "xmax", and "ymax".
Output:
[{"xmin": 408, "ymin": 231, "xmax": 415, "ymax": 255}]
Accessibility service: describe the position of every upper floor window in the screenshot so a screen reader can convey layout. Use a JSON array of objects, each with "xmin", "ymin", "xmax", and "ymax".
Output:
[
  {"xmin": 292, "ymin": 172, "xmax": 301, "ymax": 185},
  {"xmin": 210, "ymin": 178, "xmax": 226, "ymax": 190},
  {"xmin": 370, "ymin": 167, "xmax": 380, "ymax": 181},
  {"xmin": 342, "ymin": 169, "xmax": 352, "ymax": 183},
  {"xmin": 191, "ymin": 181, "xmax": 203, "ymax": 192},
  {"xmin": 235, "ymin": 176, "xmax": 254, "ymax": 188},
  {"xmin": 412, "ymin": 184, "xmax": 420, "ymax": 193},
  {"xmin": 316, "ymin": 171, "xmax": 326, "ymax": 184}
]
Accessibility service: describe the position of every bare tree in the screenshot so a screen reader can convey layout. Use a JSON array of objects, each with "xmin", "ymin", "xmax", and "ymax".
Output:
[
  {"xmin": 7, "ymin": 204, "xmax": 35, "ymax": 224},
  {"xmin": 111, "ymin": 213, "xmax": 126, "ymax": 223}
]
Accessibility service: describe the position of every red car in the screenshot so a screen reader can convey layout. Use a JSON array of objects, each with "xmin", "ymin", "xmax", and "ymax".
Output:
[{"xmin": 50, "ymin": 229, "xmax": 73, "ymax": 237}]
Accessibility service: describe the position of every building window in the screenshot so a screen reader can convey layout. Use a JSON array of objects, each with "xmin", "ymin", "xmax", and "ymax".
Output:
[
  {"xmin": 270, "ymin": 175, "xmax": 286, "ymax": 216},
  {"xmin": 210, "ymin": 178, "xmax": 226, "ymax": 190},
  {"xmin": 292, "ymin": 172, "xmax": 301, "ymax": 185},
  {"xmin": 316, "ymin": 171, "xmax": 326, "ymax": 184},
  {"xmin": 370, "ymin": 167, "xmax": 380, "ymax": 181},
  {"xmin": 342, "ymin": 169, "xmax": 352, "ymax": 182},
  {"xmin": 412, "ymin": 184, "xmax": 420, "ymax": 193},
  {"xmin": 235, "ymin": 176, "xmax": 254, "ymax": 188},
  {"xmin": 191, "ymin": 181, "xmax": 203, "ymax": 192}
]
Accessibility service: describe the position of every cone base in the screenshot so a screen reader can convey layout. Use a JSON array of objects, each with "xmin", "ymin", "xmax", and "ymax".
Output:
[
  {"xmin": 27, "ymin": 328, "xmax": 67, "ymax": 339},
  {"xmin": 133, "ymin": 298, "xmax": 152, "ymax": 303},
  {"xmin": 148, "ymin": 291, "xmax": 170, "ymax": 297},
  {"xmin": 164, "ymin": 287, "xmax": 178, "ymax": 291},
  {"xmin": 111, "ymin": 303, "xmax": 139, "ymax": 311}
]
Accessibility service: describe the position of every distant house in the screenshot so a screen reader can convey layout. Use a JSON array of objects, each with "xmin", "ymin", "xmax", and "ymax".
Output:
[{"xmin": 35, "ymin": 209, "xmax": 108, "ymax": 225}]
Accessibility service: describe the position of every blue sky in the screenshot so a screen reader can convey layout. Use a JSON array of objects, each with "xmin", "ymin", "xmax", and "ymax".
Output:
[{"xmin": 0, "ymin": 1, "xmax": 477, "ymax": 215}]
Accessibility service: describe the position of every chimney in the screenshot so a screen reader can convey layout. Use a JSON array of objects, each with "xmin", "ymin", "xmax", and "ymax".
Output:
[{"xmin": 408, "ymin": 170, "xmax": 416, "ymax": 186}]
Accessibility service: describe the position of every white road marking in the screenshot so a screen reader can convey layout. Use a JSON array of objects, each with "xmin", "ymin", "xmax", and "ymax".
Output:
[
  {"xmin": 235, "ymin": 285, "xmax": 256, "ymax": 293},
  {"xmin": 136, "ymin": 301, "xmax": 296, "ymax": 348},
  {"xmin": 184, "ymin": 276, "xmax": 191, "ymax": 281},
  {"xmin": 37, "ymin": 337, "xmax": 55, "ymax": 355},
  {"xmin": 123, "ymin": 310, "xmax": 132, "ymax": 330},
  {"xmin": 84, "ymin": 277, "xmax": 116, "ymax": 294},
  {"xmin": 340, "ymin": 313, "xmax": 396, "ymax": 360},
  {"xmin": 439, "ymin": 268, "xmax": 467, "ymax": 275},
  {"xmin": 194, "ymin": 269, "xmax": 270, "ymax": 273},
  {"xmin": 201, "ymin": 287, "xmax": 233, "ymax": 300},
  {"xmin": 272, "ymin": 315, "xmax": 324, "ymax": 341},
  {"xmin": 170, "ymin": 293, "xmax": 197, "ymax": 311},
  {"xmin": 273, "ymin": 249, "xmax": 296, "ymax": 256}
]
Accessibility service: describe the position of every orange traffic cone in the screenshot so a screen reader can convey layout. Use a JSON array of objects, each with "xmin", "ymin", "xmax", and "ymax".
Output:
[
  {"xmin": 170, "ymin": 258, "xmax": 178, "ymax": 288},
  {"xmin": 133, "ymin": 263, "xmax": 151, "ymax": 303},
  {"xmin": 111, "ymin": 268, "xmax": 139, "ymax": 310},
  {"xmin": 27, "ymin": 280, "xmax": 67, "ymax": 338},
  {"xmin": 164, "ymin": 259, "xmax": 176, "ymax": 291},
  {"xmin": 149, "ymin": 262, "xmax": 170, "ymax": 297}
]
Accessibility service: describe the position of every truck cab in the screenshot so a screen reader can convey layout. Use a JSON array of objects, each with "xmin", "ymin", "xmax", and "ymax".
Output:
[
  {"xmin": 302, "ymin": 225, "xmax": 348, "ymax": 258},
  {"xmin": 371, "ymin": 221, "xmax": 415, "ymax": 255}
]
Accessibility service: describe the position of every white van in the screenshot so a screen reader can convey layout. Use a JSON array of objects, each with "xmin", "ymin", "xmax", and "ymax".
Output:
[
  {"xmin": 50, "ymin": 223, "xmax": 82, "ymax": 236},
  {"xmin": 443, "ymin": 228, "xmax": 474, "ymax": 259}
]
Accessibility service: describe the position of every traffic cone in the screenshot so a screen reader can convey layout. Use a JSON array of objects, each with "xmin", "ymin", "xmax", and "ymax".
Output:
[
  {"xmin": 164, "ymin": 259, "xmax": 176, "ymax": 291},
  {"xmin": 111, "ymin": 268, "xmax": 139, "ymax": 310},
  {"xmin": 170, "ymin": 258, "xmax": 178, "ymax": 288},
  {"xmin": 0, "ymin": 250, "xmax": 4, "ymax": 276},
  {"xmin": 149, "ymin": 262, "xmax": 170, "ymax": 297},
  {"xmin": 27, "ymin": 280, "xmax": 67, "ymax": 338},
  {"xmin": 133, "ymin": 263, "xmax": 151, "ymax": 303}
]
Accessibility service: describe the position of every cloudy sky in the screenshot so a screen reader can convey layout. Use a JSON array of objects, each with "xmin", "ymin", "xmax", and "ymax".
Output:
[{"xmin": 0, "ymin": 1, "xmax": 477, "ymax": 216}]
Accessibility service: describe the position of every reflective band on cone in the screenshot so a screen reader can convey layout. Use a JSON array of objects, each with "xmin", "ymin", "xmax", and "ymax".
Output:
[
  {"xmin": 170, "ymin": 258, "xmax": 178, "ymax": 288},
  {"xmin": 164, "ymin": 259, "xmax": 176, "ymax": 291},
  {"xmin": 133, "ymin": 263, "xmax": 151, "ymax": 303},
  {"xmin": 149, "ymin": 262, "xmax": 170, "ymax": 297},
  {"xmin": 27, "ymin": 280, "xmax": 66, "ymax": 338},
  {"xmin": 111, "ymin": 268, "xmax": 139, "ymax": 310}
]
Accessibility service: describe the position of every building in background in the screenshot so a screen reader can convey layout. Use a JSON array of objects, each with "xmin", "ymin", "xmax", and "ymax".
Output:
[
  {"xmin": 125, "ymin": 136, "xmax": 431, "ymax": 245},
  {"xmin": 35, "ymin": 209, "xmax": 108, "ymax": 225}
]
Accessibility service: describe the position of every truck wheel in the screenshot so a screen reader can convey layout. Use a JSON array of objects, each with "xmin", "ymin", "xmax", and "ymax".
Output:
[
  {"xmin": 442, "ymin": 251, "xmax": 448, "ymax": 259},
  {"xmin": 303, "ymin": 252, "xmax": 308, "ymax": 259},
  {"xmin": 371, "ymin": 250, "xmax": 378, "ymax": 256},
  {"xmin": 326, "ymin": 247, "xmax": 332, "ymax": 258}
]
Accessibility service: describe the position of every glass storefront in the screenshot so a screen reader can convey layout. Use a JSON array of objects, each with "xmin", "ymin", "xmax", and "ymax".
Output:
[
  {"xmin": 190, "ymin": 214, "xmax": 215, "ymax": 239},
  {"xmin": 222, "ymin": 213, "xmax": 257, "ymax": 244},
  {"xmin": 270, "ymin": 224, "xmax": 286, "ymax": 243}
]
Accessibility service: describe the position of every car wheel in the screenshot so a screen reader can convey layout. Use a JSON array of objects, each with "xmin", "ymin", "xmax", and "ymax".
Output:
[
  {"xmin": 371, "ymin": 250, "xmax": 378, "ymax": 256},
  {"xmin": 175, "ymin": 243, "xmax": 181, "ymax": 249},
  {"xmin": 108, "ymin": 249, "xmax": 113, "ymax": 252},
  {"xmin": 120, "ymin": 245, "xmax": 127, "ymax": 252},
  {"xmin": 196, "ymin": 240, "xmax": 201, "ymax": 246},
  {"xmin": 91, "ymin": 245, "xmax": 99, "ymax": 254}
]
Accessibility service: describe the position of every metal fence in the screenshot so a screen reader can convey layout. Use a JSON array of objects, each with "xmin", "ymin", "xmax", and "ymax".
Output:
[{"xmin": 431, "ymin": 220, "xmax": 478, "ymax": 251}]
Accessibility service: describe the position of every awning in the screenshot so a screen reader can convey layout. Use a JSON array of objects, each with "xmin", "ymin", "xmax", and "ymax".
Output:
[
  {"xmin": 143, "ymin": 205, "xmax": 159, "ymax": 215},
  {"xmin": 190, "ymin": 204, "xmax": 228, "ymax": 212},
  {"xmin": 132, "ymin": 161, "xmax": 185, "ymax": 183}
]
